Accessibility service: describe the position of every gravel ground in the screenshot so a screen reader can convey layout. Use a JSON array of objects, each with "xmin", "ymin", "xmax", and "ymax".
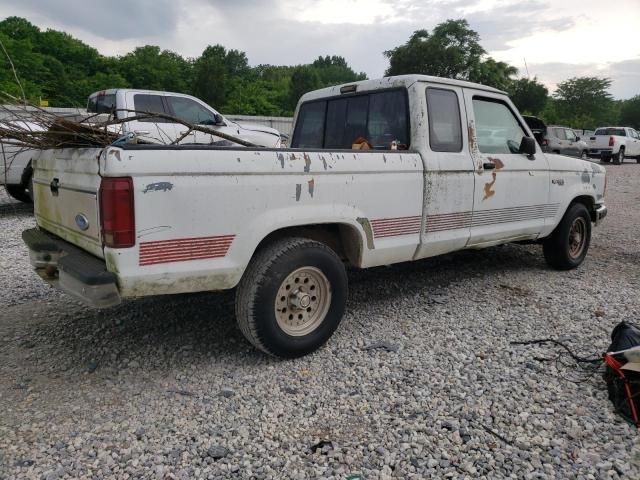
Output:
[{"xmin": 1, "ymin": 162, "xmax": 639, "ymax": 480}]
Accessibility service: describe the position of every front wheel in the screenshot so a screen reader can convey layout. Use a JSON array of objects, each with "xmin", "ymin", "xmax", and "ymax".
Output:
[
  {"xmin": 236, "ymin": 237, "xmax": 348, "ymax": 358},
  {"xmin": 580, "ymin": 150, "xmax": 588, "ymax": 160},
  {"xmin": 543, "ymin": 203, "xmax": 592, "ymax": 270}
]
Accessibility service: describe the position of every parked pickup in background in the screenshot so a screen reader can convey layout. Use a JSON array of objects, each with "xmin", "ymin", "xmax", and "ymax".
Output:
[
  {"xmin": 589, "ymin": 127, "xmax": 640, "ymax": 164},
  {"xmin": 23, "ymin": 75, "xmax": 607, "ymax": 358},
  {"xmin": 87, "ymin": 89, "xmax": 283, "ymax": 147}
]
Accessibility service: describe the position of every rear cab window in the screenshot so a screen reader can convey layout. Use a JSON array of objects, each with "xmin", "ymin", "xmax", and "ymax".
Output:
[
  {"xmin": 291, "ymin": 89, "xmax": 409, "ymax": 150},
  {"xmin": 595, "ymin": 128, "xmax": 626, "ymax": 136},
  {"xmin": 472, "ymin": 97, "xmax": 528, "ymax": 154},
  {"xmin": 87, "ymin": 93, "xmax": 116, "ymax": 115}
]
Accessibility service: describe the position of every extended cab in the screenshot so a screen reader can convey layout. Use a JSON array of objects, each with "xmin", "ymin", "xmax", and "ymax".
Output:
[
  {"xmin": 588, "ymin": 127, "xmax": 640, "ymax": 164},
  {"xmin": 87, "ymin": 89, "xmax": 283, "ymax": 147},
  {"xmin": 23, "ymin": 75, "xmax": 607, "ymax": 358}
]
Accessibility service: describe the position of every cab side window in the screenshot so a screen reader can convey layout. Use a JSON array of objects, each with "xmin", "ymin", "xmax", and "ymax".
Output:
[
  {"xmin": 565, "ymin": 129, "xmax": 576, "ymax": 142},
  {"xmin": 167, "ymin": 97, "xmax": 217, "ymax": 125},
  {"xmin": 133, "ymin": 94, "xmax": 170, "ymax": 123},
  {"xmin": 472, "ymin": 98, "xmax": 527, "ymax": 154},
  {"xmin": 426, "ymin": 88, "xmax": 462, "ymax": 152}
]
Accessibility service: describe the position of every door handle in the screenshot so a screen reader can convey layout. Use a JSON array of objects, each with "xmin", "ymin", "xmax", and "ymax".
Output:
[
  {"xmin": 179, "ymin": 130, "xmax": 194, "ymax": 135},
  {"xmin": 134, "ymin": 130, "xmax": 150, "ymax": 135},
  {"xmin": 483, "ymin": 162, "xmax": 496, "ymax": 170}
]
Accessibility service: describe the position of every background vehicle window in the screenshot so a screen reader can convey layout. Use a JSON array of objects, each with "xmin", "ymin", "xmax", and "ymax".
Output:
[
  {"xmin": 87, "ymin": 94, "xmax": 116, "ymax": 115},
  {"xmin": 426, "ymin": 88, "xmax": 462, "ymax": 152},
  {"xmin": 552, "ymin": 128, "xmax": 566, "ymax": 140},
  {"xmin": 291, "ymin": 101, "xmax": 326, "ymax": 148},
  {"xmin": 565, "ymin": 129, "xmax": 576, "ymax": 141},
  {"xmin": 167, "ymin": 97, "xmax": 217, "ymax": 125},
  {"xmin": 595, "ymin": 128, "xmax": 626, "ymax": 136},
  {"xmin": 472, "ymin": 98, "xmax": 527, "ymax": 154},
  {"xmin": 133, "ymin": 94, "xmax": 170, "ymax": 123}
]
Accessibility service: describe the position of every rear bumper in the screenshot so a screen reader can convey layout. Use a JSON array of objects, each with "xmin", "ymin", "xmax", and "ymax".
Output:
[
  {"xmin": 594, "ymin": 204, "xmax": 607, "ymax": 226},
  {"xmin": 22, "ymin": 228, "xmax": 121, "ymax": 308},
  {"xmin": 589, "ymin": 148, "xmax": 612, "ymax": 157}
]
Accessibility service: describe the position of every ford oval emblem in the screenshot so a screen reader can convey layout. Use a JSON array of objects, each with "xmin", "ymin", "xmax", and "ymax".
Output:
[{"xmin": 75, "ymin": 213, "xmax": 90, "ymax": 231}]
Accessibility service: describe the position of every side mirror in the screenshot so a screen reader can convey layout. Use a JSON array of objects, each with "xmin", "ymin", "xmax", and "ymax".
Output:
[
  {"xmin": 214, "ymin": 113, "xmax": 225, "ymax": 126},
  {"xmin": 575, "ymin": 136, "xmax": 581, "ymax": 141},
  {"xmin": 519, "ymin": 136, "xmax": 537, "ymax": 156}
]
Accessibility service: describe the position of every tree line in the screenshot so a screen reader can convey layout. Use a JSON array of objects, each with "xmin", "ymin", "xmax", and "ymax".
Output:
[{"xmin": 1, "ymin": 16, "xmax": 638, "ymax": 129}]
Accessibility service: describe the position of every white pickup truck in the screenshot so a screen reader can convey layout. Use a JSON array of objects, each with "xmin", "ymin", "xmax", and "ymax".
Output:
[
  {"xmin": 23, "ymin": 75, "xmax": 607, "ymax": 358},
  {"xmin": 87, "ymin": 89, "xmax": 283, "ymax": 147},
  {"xmin": 588, "ymin": 127, "xmax": 640, "ymax": 164}
]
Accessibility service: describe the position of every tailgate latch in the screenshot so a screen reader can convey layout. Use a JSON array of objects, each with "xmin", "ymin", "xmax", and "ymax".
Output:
[{"xmin": 50, "ymin": 178, "xmax": 60, "ymax": 196}]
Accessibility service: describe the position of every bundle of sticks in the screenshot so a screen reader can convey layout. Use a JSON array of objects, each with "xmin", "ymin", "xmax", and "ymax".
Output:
[{"xmin": 0, "ymin": 93, "xmax": 257, "ymax": 150}]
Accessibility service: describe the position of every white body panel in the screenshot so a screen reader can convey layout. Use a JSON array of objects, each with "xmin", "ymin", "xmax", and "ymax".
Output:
[{"xmin": 32, "ymin": 75, "xmax": 607, "ymax": 301}]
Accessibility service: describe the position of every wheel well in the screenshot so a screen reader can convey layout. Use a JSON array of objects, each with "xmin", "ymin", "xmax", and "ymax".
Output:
[
  {"xmin": 570, "ymin": 195, "xmax": 597, "ymax": 222},
  {"xmin": 254, "ymin": 223, "xmax": 364, "ymax": 267}
]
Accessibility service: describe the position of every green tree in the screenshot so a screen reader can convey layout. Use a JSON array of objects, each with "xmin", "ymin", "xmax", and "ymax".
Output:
[
  {"xmin": 312, "ymin": 55, "xmax": 366, "ymax": 86},
  {"xmin": 620, "ymin": 95, "xmax": 640, "ymax": 128},
  {"xmin": 469, "ymin": 58, "xmax": 517, "ymax": 91},
  {"xmin": 118, "ymin": 46, "xmax": 192, "ymax": 93},
  {"xmin": 288, "ymin": 66, "xmax": 321, "ymax": 111},
  {"xmin": 508, "ymin": 78, "xmax": 549, "ymax": 115},
  {"xmin": 384, "ymin": 20, "xmax": 485, "ymax": 79},
  {"xmin": 553, "ymin": 76, "xmax": 613, "ymax": 128}
]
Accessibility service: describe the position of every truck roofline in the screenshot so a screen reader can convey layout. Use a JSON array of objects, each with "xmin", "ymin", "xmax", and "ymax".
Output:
[{"xmin": 299, "ymin": 75, "xmax": 506, "ymax": 103}]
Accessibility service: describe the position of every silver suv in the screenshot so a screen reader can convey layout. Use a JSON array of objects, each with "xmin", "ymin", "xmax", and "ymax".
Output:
[{"xmin": 542, "ymin": 125, "xmax": 589, "ymax": 159}]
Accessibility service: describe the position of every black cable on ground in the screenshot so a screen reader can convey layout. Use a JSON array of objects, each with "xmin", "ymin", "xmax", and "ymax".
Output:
[{"xmin": 510, "ymin": 338, "xmax": 602, "ymax": 364}]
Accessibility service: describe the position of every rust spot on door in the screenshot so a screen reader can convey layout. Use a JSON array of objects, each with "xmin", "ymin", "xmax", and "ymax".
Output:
[{"xmin": 483, "ymin": 158, "xmax": 504, "ymax": 201}]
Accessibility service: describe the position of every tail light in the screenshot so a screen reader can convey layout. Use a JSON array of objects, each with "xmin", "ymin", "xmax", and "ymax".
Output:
[
  {"xmin": 99, "ymin": 177, "xmax": 135, "ymax": 248},
  {"xmin": 609, "ymin": 136, "xmax": 615, "ymax": 147}
]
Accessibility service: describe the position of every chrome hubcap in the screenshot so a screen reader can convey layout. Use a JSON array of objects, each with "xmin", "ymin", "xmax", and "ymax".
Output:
[
  {"xmin": 569, "ymin": 217, "xmax": 587, "ymax": 259},
  {"xmin": 274, "ymin": 267, "xmax": 331, "ymax": 336}
]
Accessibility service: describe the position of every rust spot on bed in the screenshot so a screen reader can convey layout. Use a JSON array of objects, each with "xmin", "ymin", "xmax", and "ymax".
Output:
[
  {"xmin": 303, "ymin": 153, "xmax": 311, "ymax": 172},
  {"xmin": 307, "ymin": 178, "xmax": 315, "ymax": 198}
]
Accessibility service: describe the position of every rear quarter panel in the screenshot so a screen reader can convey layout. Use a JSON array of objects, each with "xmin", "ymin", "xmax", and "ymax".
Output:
[{"xmin": 101, "ymin": 146, "xmax": 423, "ymax": 297}]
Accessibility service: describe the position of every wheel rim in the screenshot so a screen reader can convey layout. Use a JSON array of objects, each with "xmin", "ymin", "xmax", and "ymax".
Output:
[
  {"xmin": 568, "ymin": 217, "xmax": 587, "ymax": 259},
  {"xmin": 274, "ymin": 266, "xmax": 331, "ymax": 336}
]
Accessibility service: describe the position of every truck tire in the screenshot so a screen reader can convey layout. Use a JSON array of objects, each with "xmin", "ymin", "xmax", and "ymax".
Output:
[
  {"xmin": 543, "ymin": 203, "xmax": 591, "ymax": 270},
  {"xmin": 613, "ymin": 147, "xmax": 624, "ymax": 165},
  {"xmin": 236, "ymin": 237, "xmax": 348, "ymax": 358},
  {"xmin": 5, "ymin": 185, "xmax": 31, "ymax": 203},
  {"xmin": 600, "ymin": 155, "xmax": 611, "ymax": 163}
]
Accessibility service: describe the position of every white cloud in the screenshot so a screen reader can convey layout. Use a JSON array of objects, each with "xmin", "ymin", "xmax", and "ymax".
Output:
[{"xmin": 0, "ymin": 0, "xmax": 638, "ymax": 98}]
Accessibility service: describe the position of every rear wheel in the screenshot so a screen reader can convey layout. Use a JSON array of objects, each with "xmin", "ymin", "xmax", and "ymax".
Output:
[
  {"xmin": 5, "ymin": 185, "xmax": 31, "ymax": 203},
  {"xmin": 236, "ymin": 237, "xmax": 348, "ymax": 358},
  {"xmin": 543, "ymin": 203, "xmax": 592, "ymax": 270},
  {"xmin": 613, "ymin": 147, "xmax": 624, "ymax": 164},
  {"xmin": 580, "ymin": 150, "xmax": 588, "ymax": 160},
  {"xmin": 600, "ymin": 155, "xmax": 611, "ymax": 163}
]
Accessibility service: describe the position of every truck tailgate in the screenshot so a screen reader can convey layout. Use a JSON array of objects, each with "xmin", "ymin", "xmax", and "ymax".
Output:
[{"xmin": 32, "ymin": 148, "xmax": 104, "ymax": 258}]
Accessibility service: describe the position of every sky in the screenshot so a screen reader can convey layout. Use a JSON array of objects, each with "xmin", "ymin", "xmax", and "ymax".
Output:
[{"xmin": 0, "ymin": 0, "xmax": 639, "ymax": 99}]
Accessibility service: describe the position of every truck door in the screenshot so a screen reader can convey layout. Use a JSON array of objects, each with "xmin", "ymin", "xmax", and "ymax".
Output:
[
  {"xmin": 464, "ymin": 91, "xmax": 551, "ymax": 246},
  {"xmin": 125, "ymin": 92, "xmax": 179, "ymax": 144},
  {"xmin": 628, "ymin": 128, "xmax": 640, "ymax": 156},
  {"xmin": 414, "ymin": 84, "xmax": 475, "ymax": 259},
  {"xmin": 564, "ymin": 128, "xmax": 580, "ymax": 157}
]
